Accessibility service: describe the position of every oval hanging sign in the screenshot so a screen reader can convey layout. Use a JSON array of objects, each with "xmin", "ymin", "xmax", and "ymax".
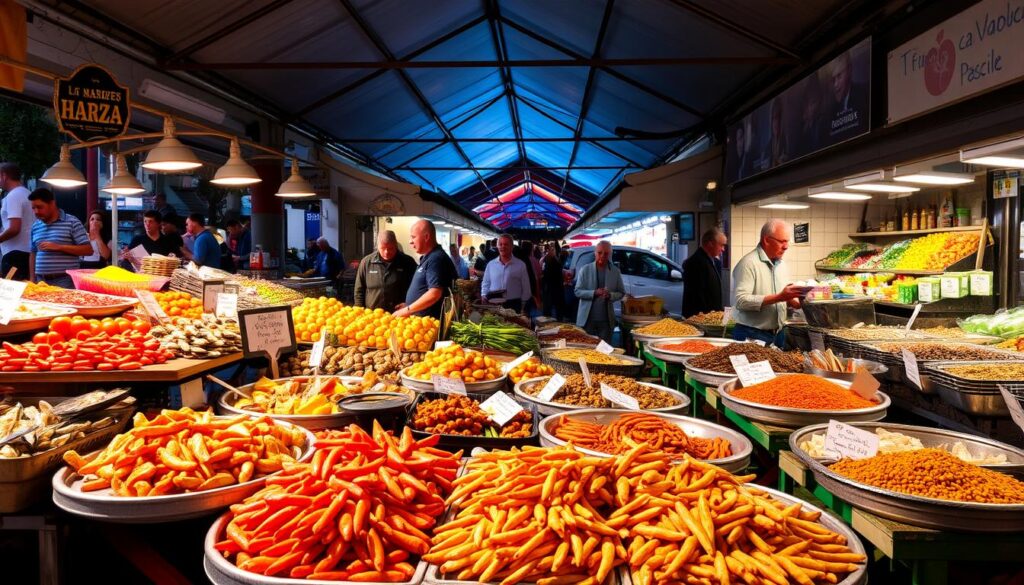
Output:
[{"xmin": 53, "ymin": 64, "xmax": 130, "ymax": 143}]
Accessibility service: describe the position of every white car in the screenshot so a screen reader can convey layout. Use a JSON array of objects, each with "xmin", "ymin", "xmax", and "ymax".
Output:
[{"xmin": 564, "ymin": 245, "xmax": 683, "ymax": 317}]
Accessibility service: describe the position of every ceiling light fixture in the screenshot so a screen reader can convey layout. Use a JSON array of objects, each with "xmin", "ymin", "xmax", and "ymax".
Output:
[
  {"xmin": 808, "ymin": 192, "xmax": 872, "ymax": 201},
  {"xmin": 961, "ymin": 137, "xmax": 1024, "ymax": 168},
  {"xmin": 141, "ymin": 117, "xmax": 202, "ymax": 172},
  {"xmin": 844, "ymin": 183, "xmax": 920, "ymax": 193},
  {"xmin": 102, "ymin": 154, "xmax": 145, "ymax": 195},
  {"xmin": 892, "ymin": 172, "xmax": 975, "ymax": 185},
  {"xmin": 275, "ymin": 158, "xmax": 316, "ymax": 198},
  {"xmin": 759, "ymin": 202, "xmax": 810, "ymax": 210},
  {"xmin": 40, "ymin": 144, "xmax": 87, "ymax": 188},
  {"xmin": 211, "ymin": 139, "xmax": 261, "ymax": 186}
]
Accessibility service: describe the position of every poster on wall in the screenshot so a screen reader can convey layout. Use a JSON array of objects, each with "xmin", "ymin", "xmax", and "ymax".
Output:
[
  {"xmin": 888, "ymin": 0, "xmax": 1024, "ymax": 124},
  {"xmin": 725, "ymin": 38, "xmax": 872, "ymax": 184}
]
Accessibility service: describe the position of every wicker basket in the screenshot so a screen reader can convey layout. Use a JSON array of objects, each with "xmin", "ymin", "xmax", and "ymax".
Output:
[{"xmin": 540, "ymin": 347, "xmax": 644, "ymax": 377}]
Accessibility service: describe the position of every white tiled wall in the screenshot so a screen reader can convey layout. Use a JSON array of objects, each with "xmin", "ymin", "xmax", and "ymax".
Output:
[{"xmin": 729, "ymin": 203, "xmax": 867, "ymax": 282}]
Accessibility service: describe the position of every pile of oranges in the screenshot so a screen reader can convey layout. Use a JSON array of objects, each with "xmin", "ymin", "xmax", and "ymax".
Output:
[
  {"xmin": 152, "ymin": 291, "xmax": 204, "ymax": 319},
  {"xmin": 291, "ymin": 297, "xmax": 438, "ymax": 351},
  {"xmin": 406, "ymin": 344, "xmax": 503, "ymax": 382},
  {"xmin": 507, "ymin": 356, "xmax": 555, "ymax": 384}
]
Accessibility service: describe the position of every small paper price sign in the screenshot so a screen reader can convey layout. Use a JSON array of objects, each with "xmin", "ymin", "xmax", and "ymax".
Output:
[
  {"xmin": 537, "ymin": 373, "xmax": 566, "ymax": 402},
  {"xmin": 135, "ymin": 290, "xmax": 167, "ymax": 323},
  {"xmin": 502, "ymin": 351, "xmax": 534, "ymax": 374},
  {"xmin": 479, "ymin": 391, "xmax": 525, "ymax": 426},
  {"xmin": 997, "ymin": 385, "xmax": 1024, "ymax": 433},
  {"xmin": 537, "ymin": 326, "xmax": 560, "ymax": 335},
  {"xmin": 850, "ymin": 366, "xmax": 880, "ymax": 401},
  {"xmin": 203, "ymin": 280, "xmax": 225, "ymax": 314},
  {"xmin": 553, "ymin": 339, "xmax": 567, "ymax": 349},
  {"xmin": 809, "ymin": 331, "xmax": 826, "ymax": 353},
  {"xmin": 596, "ymin": 340, "xmax": 614, "ymax": 355},
  {"xmin": 824, "ymin": 419, "xmax": 879, "ymax": 460},
  {"xmin": 0, "ymin": 279, "xmax": 27, "ymax": 326},
  {"xmin": 215, "ymin": 292, "xmax": 238, "ymax": 320},
  {"xmin": 179, "ymin": 378, "xmax": 206, "ymax": 409},
  {"xmin": 308, "ymin": 327, "xmax": 328, "ymax": 370},
  {"xmin": 728, "ymin": 355, "xmax": 749, "ymax": 370},
  {"xmin": 601, "ymin": 383, "xmax": 640, "ymax": 410},
  {"xmin": 735, "ymin": 360, "xmax": 775, "ymax": 387},
  {"xmin": 431, "ymin": 374, "xmax": 467, "ymax": 395},
  {"xmin": 721, "ymin": 307, "xmax": 732, "ymax": 326},
  {"xmin": 901, "ymin": 349, "xmax": 922, "ymax": 389},
  {"xmin": 238, "ymin": 306, "xmax": 297, "ymax": 379},
  {"xmin": 434, "ymin": 340, "xmax": 453, "ymax": 350},
  {"xmin": 578, "ymin": 358, "xmax": 592, "ymax": 387},
  {"xmin": 751, "ymin": 339, "xmax": 767, "ymax": 347}
]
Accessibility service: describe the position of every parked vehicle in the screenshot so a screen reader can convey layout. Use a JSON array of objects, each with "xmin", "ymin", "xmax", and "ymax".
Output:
[{"xmin": 563, "ymin": 245, "xmax": 683, "ymax": 317}]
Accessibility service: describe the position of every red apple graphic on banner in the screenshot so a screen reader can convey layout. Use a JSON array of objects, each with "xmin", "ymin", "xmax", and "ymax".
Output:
[{"xmin": 924, "ymin": 30, "xmax": 955, "ymax": 96}]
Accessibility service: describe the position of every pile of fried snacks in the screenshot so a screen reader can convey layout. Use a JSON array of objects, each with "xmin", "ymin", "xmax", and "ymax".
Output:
[{"xmin": 550, "ymin": 412, "xmax": 732, "ymax": 460}]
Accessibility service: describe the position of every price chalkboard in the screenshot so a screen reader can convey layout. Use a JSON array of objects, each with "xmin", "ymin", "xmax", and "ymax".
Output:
[
  {"xmin": 238, "ymin": 306, "xmax": 297, "ymax": 378},
  {"xmin": 794, "ymin": 223, "xmax": 809, "ymax": 244}
]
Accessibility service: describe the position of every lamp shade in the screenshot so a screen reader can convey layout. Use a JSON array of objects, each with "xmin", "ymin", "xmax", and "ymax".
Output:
[
  {"xmin": 275, "ymin": 158, "xmax": 316, "ymax": 198},
  {"xmin": 141, "ymin": 117, "xmax": 202, "ymax": 172},
  {"xmin": 102, "ymin": 154, "xmax": 145, "ymax": 195},
  {"xmin": 40, "ymin": 144, "xmax": 87, "ymax": 188},
  {"xmin": 212, "ymin": 139, "xmax": 261, "ymax": 186}
]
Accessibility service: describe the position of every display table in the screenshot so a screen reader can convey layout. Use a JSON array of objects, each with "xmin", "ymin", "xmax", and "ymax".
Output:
[{"xmin": 778, "ymin": 450, "xmax": 1024, "ymax": 585}]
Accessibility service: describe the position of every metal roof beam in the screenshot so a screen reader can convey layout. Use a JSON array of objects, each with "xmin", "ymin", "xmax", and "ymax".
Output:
[
  {"xmin": 166, "ymin": 0, "xmax": 298, "ymax": 63},
  {"xmin": 561, "ymin": 0, "xmax": 614, "ymax": 198},
  {"xmin": 336, "ymin": 0, "xmax": 497, "ymax": 202},
  {"xmin": 166, "ymin": 56, "xmax": 794, "ymax": 70},
  {"xmin": 663, "ymin": 0, "xmax": 801, "ymax": 60},
  {"xmin": 293, "ymin": 14, "xmax": 488, "ymax": 118},
  {"xmin": 400, "ymin": 165, "xmax": 634, "ymax": 171},
  {"xmin": 515, "ymin": 95, "xmax": 644, "ymax": 168},
  {"xmin": 485, "ymin": 0, "xmax": 528, "ymax": 168},
  {"xmin": 315, "ymin": 136, "xmax": 658, "ymax": 143},
  {"xmin": 499, "ymin": 16, "xmax": 705, "ymax": 119}
]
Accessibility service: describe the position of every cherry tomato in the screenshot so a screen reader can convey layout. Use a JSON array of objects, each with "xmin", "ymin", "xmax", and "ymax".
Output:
[
  {"xmin": 131, "ymin": 320, "xmax": 151, "ymax": 335},
  {"xmin": 32, "ymin": 332, "xmax": 48, "ymax": 345},
  {"xmin": 47, "ymin": 331, "xmax": 63, "ymax": 345},
  {"xmin": 50, "ymin": 316, "xmax": 73, "ymax": 339},
  {"xmin": 69, "ymin": 317, "xmax": 92, "ymax": 337},
  {"xmin": 100, "ymin": 320, "xmax": 120, "ymax": 336},
  {"xmin": 116, "ymin": 318, "xmax": 133, "ymax": 334}
]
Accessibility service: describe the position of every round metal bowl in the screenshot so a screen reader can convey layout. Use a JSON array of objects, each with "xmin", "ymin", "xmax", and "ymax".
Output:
[
  {"xmin": 790, "ymin": 437, "xmax": 1024, "ymax": 532},
  {"xmin": 542, "ymin": 349, "xmax": 645, "ymax": 378},
  {"xmin": 717, "ymin": 376, "xmax": 890, "ymax": 428},
  {"xmin": 618, "ymin": 313, "xmax": 664, "ymax": 325},
  {"xmin": 631, "ymin": 328, "xmax": 704, "ymax": 343},
  {"xmin": 789, "ymin": 421, "xmax": 1024, "ymax": 477},
  {"xmin": 204, "ymin": 512, "xmax": 427, "ymax": 585},
  {"xmin": 803, "ymin": 358, "xmax": 888, "ymax": 383},
  {"xmin": 538, "ymin": 408, "xmax": 752, "ymax": 473},
  {"xmin": 400, "ymin": 367, "xmax": 507, "ymax": 394},
  {"xmin": 681, "ymin": 357, "xmax": 739, "ymax": 387},
  {"xmin": 51, "ymin": 420, "xmax": 316, "ymax": 523},
  {"xmin": 217, "ymin": 375, "xmax": 368, "ymax": 430},
  {"xmin": 513, "ymin": 376, "xmax": 690, "ymax": 417},
  {"xmin": 645, "ymin": 337, "xmax": 737, "ymax": 363}
]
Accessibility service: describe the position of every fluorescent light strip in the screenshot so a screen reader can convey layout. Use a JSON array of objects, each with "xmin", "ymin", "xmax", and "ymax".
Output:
[
  {"xmin": 844, "ymin": 183, "xmax": 919, "ymax": 193},
  {"xmin": 893, "ymin": 172, "xmax": 975, "ymax": 185},
  {"xmin": 759, "ymin": 203, "xmax": 810, "ymax": 210},
  {"xmin": 808, "ymin": 192, "xmax": 872, "ymax": 201},
  {"xmin": 962, "ymin": 155, "xmax": 1024, "ymax": 168}
]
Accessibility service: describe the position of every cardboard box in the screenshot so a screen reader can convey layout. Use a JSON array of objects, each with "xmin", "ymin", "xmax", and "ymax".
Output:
[
  {"xmin": 969, "ymin": 270, "xmax": 993, "ymax": 296},
  {"xmin": 918, "ymin": 277, "xmax": 941, "ymax": 303},
  {"xmin": 940, "ymin": 272, "xmax": 969, "ymax": 299}
]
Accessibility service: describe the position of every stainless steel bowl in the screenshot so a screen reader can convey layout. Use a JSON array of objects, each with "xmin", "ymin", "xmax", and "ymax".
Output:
[
  {"xmin": 538, "ymin": 409, "xmax": 752, "ymax": 473},
  {"xmin": 513, "ymin": 376, "xmax": 690, "ymax": 417},
  {"xmin": 717, "ymin": 376, "xmax": 889, "ymax": 427},
  {"xmin": 217, "ymin": 376, "xmax": 365, "ymax": 430},
  {"xmin": 400, "ymin": 367, "xmax": 507, "ymax": 395},
  {"xmin": 803, "ymin": 357, "xmax": 888, "ymax": 383},
  {"xmin": 645, "ymin": 337, "xmax": 736, "ymax": 363},
  {"xmin": 631, "ymin": 329, "xmax": 704, "ymax": 343}
]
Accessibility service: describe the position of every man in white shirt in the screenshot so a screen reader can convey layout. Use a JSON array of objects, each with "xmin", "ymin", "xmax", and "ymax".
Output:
[
  {"xmin": 0, "ymin": 162, "xmax": 33, "ymax": 280},
  {"xmin": 481, "ymin": 234, "xmax": 531, "ymax": 313}
]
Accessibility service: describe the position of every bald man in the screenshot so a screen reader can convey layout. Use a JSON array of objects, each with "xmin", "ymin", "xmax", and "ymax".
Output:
[
  {"xmin": 355, "ymin": 230, "xmax": 417, "ymax": 311},
  {"xmin": 393, "ymin": 219, "xmax": 456, "ymax": 319},
  {"xmin": 731, "ymin": 219, "xmax": 805, "ymax": 346}
]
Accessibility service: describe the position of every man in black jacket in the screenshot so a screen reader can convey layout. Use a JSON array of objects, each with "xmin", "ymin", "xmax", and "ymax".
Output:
[
  {"xmin": 682, "ymin": 228, "xmax": 727, "ymax": 318},
  {"xmin": 354, "ymin": 230, "xmax": 417, "ymax": 311}
]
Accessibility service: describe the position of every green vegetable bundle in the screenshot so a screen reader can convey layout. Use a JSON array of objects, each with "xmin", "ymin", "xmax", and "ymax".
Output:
[{"xmin": 449, "ymin": 316, "xmax": 540, "ymax": 355}]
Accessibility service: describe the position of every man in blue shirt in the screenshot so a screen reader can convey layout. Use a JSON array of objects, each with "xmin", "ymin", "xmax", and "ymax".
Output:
[
  {"xmin": 314, "ymin": 237, "xmax": 344, "ymax": 280},
  {"xmin": 226, "ymin": 220, "xmax": 252, "ymax": 270},
  {"xmin": 28, "ymin": 188, "xmax": 91, "ymax": 288},
  {"xmin": 186, "ymin": 213, "xmax": 221, "ymax": 269},
  {"xmin": 394, "ymin": 219, "xmax": 456, "ymax": 320}
]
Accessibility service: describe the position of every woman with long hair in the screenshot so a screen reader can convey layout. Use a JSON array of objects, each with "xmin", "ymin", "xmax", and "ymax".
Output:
[{"xmin": 80, "ymin": 210, "xmax": 113, "ymax": 269}]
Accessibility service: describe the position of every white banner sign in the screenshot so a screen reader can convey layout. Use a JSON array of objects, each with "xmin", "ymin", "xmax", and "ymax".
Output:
[{"xmin": 888, "ymin": 0, "xmax": 1024, "ymax": 124}]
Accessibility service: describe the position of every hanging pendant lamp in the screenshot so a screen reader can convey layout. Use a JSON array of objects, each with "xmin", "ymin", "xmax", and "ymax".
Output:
[
  {"xmin": 40, "ymin": 144, "xmax": 87, "ymax": 188},
  {"xmin": 212, "ymin": 138, "xmax": 261, "ymax": 186},
  {"xmin": 275, "ymin": 158, "xmax": 316, "ymax": 198},
  {"xmin": 102, "ymin": 154, "xmax": 145, "ymax": 195},
  {"xmin": 141, "ymin": 117, "xmax": 202, "ymax": 172}
]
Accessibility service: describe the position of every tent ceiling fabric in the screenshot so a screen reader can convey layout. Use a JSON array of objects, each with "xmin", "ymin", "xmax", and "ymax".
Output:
[{"xmin": 45, "ymin": 0, "xmax": 845, "ymax": 229}]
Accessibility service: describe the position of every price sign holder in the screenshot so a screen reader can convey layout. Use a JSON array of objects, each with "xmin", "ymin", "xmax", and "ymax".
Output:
[
  {"xmin": 600, "ymin": 383, "xmax": 639, "ymax": 409},
  {"xmin": 578, "ymin": 358, "xmax": 592, "ymax": 387},
  {"xmin": 479, "ymin": 391, "xmax": 525, "ymax": 426},
  {"xmin": 135, "ymin": 290, "xmax": 167, "ymax": 324},
  {"xmin": 502, "ymin": 351, "xmax": 534, "ymax": 374},
  {"xmin": 823, "ymin": 419, "xmax": 879, "ymax": 460},
  {"xmin": 734, "ymin": 360, "xmax": 775, "ymax": 387},
  {"xmin": 431, "ymin": 374, "xmax": 467, "ymax": 395},
  {"xmin": 901, "ymin": 349, "xmax": 922, "ymax": 390},
  {"xmin": 202, "ymin": 279, "xmax": 226, "ymax": 314},
  {"xmin": 0, "ymin": 278, "xmax": 27, "ymax": 326},
  {"xmin": 850, "ymin": 366, "xmax": 880, "ymax": 401},
  {"xmin": 238, "ymin": 306, "xmax": 297, "ymax": 379},
  {"xmin": 537, "ymin": 373, "xmax": 566, "ymax": 402}
]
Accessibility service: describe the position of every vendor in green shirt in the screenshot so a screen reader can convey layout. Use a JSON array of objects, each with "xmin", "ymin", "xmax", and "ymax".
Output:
[{"xmin": 731, "ymin": 219, "xmax": 805, "ymax": 347}]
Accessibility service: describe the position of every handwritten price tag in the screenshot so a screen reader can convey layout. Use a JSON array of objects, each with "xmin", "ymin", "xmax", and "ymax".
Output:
[
  {"xmin": 215, "ymin": 292, "xmax": 237, "ymax": 320},
  {"xmin": 601, "ymin": 383, "xmax": 640, "ymax": 410},
  {"xmin": 479, "ymin": 391, "xmax": 525, "ymax": 426},
  {"xmin": 823, "ymin": 420, "xmax": 879, "ymax": 460},
  {"xmin": 431, "ymin": 374, "xmax": 467, "ymax": 395},
  {"xmin": 434, "ymin": 340, "xmax": 453, "ymax": 350},
  {"xmin": 537, "ymin": 373, "xmax": 566, "ymax": 402},
  {"xmin": 751, "ymin": 339, "xmax": 767, "ymax": 347},
  {"xmin": 901, "ymin": 349, "xmax": 922, "ymax": 389},
  {"xmin": 596, "ymin": 340, "xmax": 615, "ymax": 354},
  {"xmin": 735, "ymin": 360, "xmax": 775, "ymax": 387},
  {"xmin": 578, "ymin": 358, "xmax": 592, "ymax": 387},
  {"xmin": 502, "ymin": 351, "xmax": 534, "ymax": 374},
  {"xmin": 729, "ymin": 355, "xmax": 749, "ymax": 370},
  {"xmin": 721, "ymin": 307, "xmax": 732, "ymax": 326},
  {"xmin": 135, "ymin": 290, "xmax": 167, "ymax": 323},
  {"xmin": 0, "ymin": 279, "xmax": 27, "ymax": 326}
]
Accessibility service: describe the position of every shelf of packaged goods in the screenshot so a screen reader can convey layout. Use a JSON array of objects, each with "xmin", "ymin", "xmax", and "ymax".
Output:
[
  {"xmin": 847, "ymin": 225, "xmax": 984, "ymax": 238},
  {"xmin": 814, "ymin": 264, "xmax": 944, "ymax": 276}
]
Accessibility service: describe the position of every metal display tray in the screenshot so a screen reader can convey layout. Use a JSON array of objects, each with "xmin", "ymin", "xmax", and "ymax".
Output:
[
  {"xmin": 922, "ymin": 360, "xmax": 1024, "ymax": 416},
  {"xmin": 681, "ymin": 358, "xmax": 739, "ymax": 387},
  {"xmin": 616, "ymin": 484, "xmax": 868, "ymax": 585},
  {"xmin": 791, "ymin": 438, "xmax": 1024, "ymax": 532},
  {"xmin": 513, "ymin": 376, "xmax": 689, "ymax": 417},
  {"xmin": 204, "ymin": 513, "xmax": 429, "ymax": 585},
  {"xmin": 537, "ymin": 408, "xmax": 752, "ymax": 473},
  {"xmin": 52, "ymin": 420, "xmax": 316, "ymax": 523},
  {"xmin": 630, "ymin": 328, "xmax": 703, "ymax": 343},
  {"xmin": 217, "ymin": 376, "xmax": 366, "ymax": 430},
  {"xmin": 644, "ymin": 337, "xmax": 736, "ymax": 363},
  {"xmin": 408, "ymin": 391, "xmax": 539, "ymax": 451},
  {"xmin": 717, "ymin": 376, "xmax": 889, "ymax": 428},
  {"xmin": 400, "ymin": 368, "xmax": 507, "ymax": 395},
  {"xmin": 790, "ymin": 421, "xmax": 1024, "ymax": 477}
]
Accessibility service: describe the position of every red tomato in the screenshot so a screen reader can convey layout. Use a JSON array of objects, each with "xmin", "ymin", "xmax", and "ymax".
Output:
[
  {"xmin": 69, "ymin": 317, "xmax": 92, "ymax": 337},
  {"xmin": 89, "ymin": 320, "xmax": 100, "ymax": 334},
  {"xmin": 131, "ymin": 320, "xmax": 151, "ymax": 335},
  {"xmin": 50, "ymin": 316, "xmax": 73, "ymax": 339},
  {"xmin": 46, "ymin": 331, "xmax": 63, "ymax": 345},
  {"xmin": 32, "ymin": 332, "xmax": 48, "ymax": 345},
  {"xmin": 100, "ymin": 320, "xmax": 120, "ymax": 336},
  {"xmin": 115, "ymin": 318, "xmax": 132, "ymax": 334},
  {"xmin": 75, "ymin": 329, "xmax": 93, "ymax": 341}
]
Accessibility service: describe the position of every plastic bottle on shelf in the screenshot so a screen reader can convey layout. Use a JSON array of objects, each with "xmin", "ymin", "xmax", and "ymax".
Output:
[
  {"xmin": 911, "ymin": 207, "xmax": 919, "ymax": 231},
  {"xmin": 901, "ymin": 208, "xmax": 910, "ymax": 231},
  {"xmin": 927, "ymin": 206, "xmax": 937, "ymax": 229},
  {"xmin": 940, "ymin": 195, "xmax": 954, "ymax": 228}
]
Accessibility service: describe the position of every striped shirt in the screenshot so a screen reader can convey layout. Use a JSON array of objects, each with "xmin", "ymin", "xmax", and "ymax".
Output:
[{"xmin": 31, "ymin": 210, "xmax": 89, "ymax": 275}]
